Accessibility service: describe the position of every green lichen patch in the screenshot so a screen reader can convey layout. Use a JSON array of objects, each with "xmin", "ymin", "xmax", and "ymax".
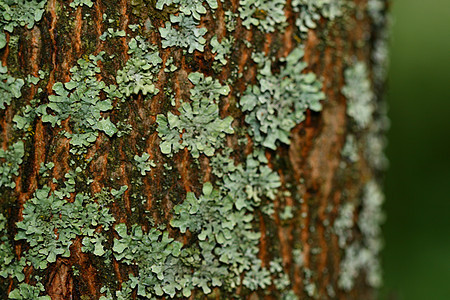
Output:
[
  {"xmin": 210, "ymin": 35, "xmax": 234, "ymax": 66},
  {"xmin": 116, "ymin": 36, "xmax": 162, "ymax": 98},
  {"xmin": 171, "ymin": 182, "xmax": 267, "ymax": 293},
  {"xmin": 167, "ymin": 148, "xmax": 282, "ymax": 295},
  {"xmin": 69, "ymin": 0, "xmax": 94, "ymax": 8},
  {"xmin": 0, "ymin": 240, "xmax": 26, "ymax": 282},
  {"xmin": 341, "ymin": 134, "xmax": 359, "ymax": 163},
  {"xmin": 242, "ymin": 263, "xmax": 272, "ymax": 290},
  {"xmin": 292, "ymin": 0, "xmax": 344, "ymax": 36},
  {"xmin": 111, "ymin": 185, "xmax": 128, "ymax": 199},
  {"xmin": 269, "ymin": 258, "xmax": 292, "ymax": 291},
  {"xmin": 364, "ymin": 108, "xmax": 389, "ymax": 171},
  {"xmin": 13, "ymin": 98, "xmax": 50, "ymax": 132},
  {"xmin": 15, "ymin": 184, "xmax": 115, "ymax": 270},
  {"xmin": 171, "ymin": 182, "xmax": 236, "ymax": 243},
  {"xmin": 0, "ymin": 213, "xmax": 26, "ymax": 282},
  {"xmin": 342, "ymin": 61, "xmax": 375, "ymax": 129},
  {"xmin": 0, "ymin": 65, "xmax": 25, "ymax": 110},
  {"xmin": 214, "ymin": 149, "xmax": 281, "ymax": 211},
  {"xmin": 367, "ymin": 0, "xmax": 386, "ymax": 26},
  {"xmin": 39, "ymin": 52, "xmax": 117, "ymax": 154},
  {"xmin": 112, "ymin": 223, "xmax": 187, "ymax": 298},
  {"xmin": 156, "ymin": 72, "xmax": 233, "ymax": 158},
  {"xmin": 372, "ymin": 25, "xmax": 390, "ymax": 88},
  {"xmin": 187, "ymin": 72, "xmax": 231, "ymax": 102},
  {"xmin": 240, "ymin": 47, "xmax": 325, "ymax": 150},
  {"xmin": 159, "ymin": 14, "xmax": 207, "ymax": 53},
  {"xmin": 239, "ymin": 0, "xmax": 287, "ymax": 33},
  {"xmin": 112, "ymin": 72, "xmax": 288, "ymax": 297},
  {"xmin": 99, "ymin": 282, "xmax": 133, "ymax": 300},
  {"xmin": 279, "ymin": 205, "xmax": 294, "ymax": 221},
  {"xmin": 99, "ymin": 28, "xmax": 126, "ymax": 41},
  {"xmin": 0, "ymin": 0, "xmax": 47, "ymax": 48},
  {"xmin": 134, "ymin": 152, "xmax": 155, "ymax": 176},
  {"xmin": 156, "ymin": 0, "xmax": 218, "ymax": 20},
  {"xmin": 282, "ymin": 290, "xmax": 300, "ymax": 300},
  {"xmin": 156, "ymin": 0, "xmax": 220, "ymax": 54},
  {"xmin": 0, "ymin": 141, "xmax": 24, "ymax": 189},
  {"xmin": 338, "ymin": 181, "xmax": 384, "ymax": 291},
  {"xmin": 334, "ymin": 202, "xmax": 355, "ymax": 248},
  {"xmin": 8, "ymin": 282, "xmax": 50, "ymax": 300}
]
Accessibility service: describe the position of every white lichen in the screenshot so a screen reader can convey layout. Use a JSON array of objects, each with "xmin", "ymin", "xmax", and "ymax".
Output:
[
  {"xmin": 338, "ymin": 181, "xmax": 385, "ymax": 290},
  {"xmin": 342, "ymin": 62, "xmax": 375, "ymax": 129}
]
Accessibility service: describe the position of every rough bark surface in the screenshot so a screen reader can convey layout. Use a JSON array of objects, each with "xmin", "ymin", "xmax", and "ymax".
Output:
[{"xmin": 0, "ymin": 0, "xmax": 389, "ymax": 299}]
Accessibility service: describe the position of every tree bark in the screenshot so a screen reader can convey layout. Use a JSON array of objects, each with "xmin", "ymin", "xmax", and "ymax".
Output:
[{"xmin": 0, "ymin": 0, "xmax": 389, "ymax": 299}]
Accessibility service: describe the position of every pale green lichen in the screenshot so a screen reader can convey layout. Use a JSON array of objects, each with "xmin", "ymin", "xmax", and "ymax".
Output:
[
  {"xmin": 241, "ymin": 47, "xmax": 324, "ymax": 150},
  {"xmin": 172, "ymin": 182, "xmax": 236, "ymax": 243},
  {"xmin": 372, "ymin": 25, "xmax": 390, "ymax": 88},
  {"xmin": 159, "ymin": 14, "xmax": 207, "ymax": 53},
  {"xmin": 171, "ymin": 183, "xmax": 243, "ymax": 291},
  {"xmin": 279, "ymin": 205, "xmax": 294, "ymax": 221},
  {"xmin": 99, "ymin": 283, "xmax": 134, "ymax": 300},
  {"xmin": 170, "ymin": 181, "xmax": 268, "ymax": 293},
  {"xmin": 39, "ymin": 52, "xmax": 117, "ymax": 153},
  {"xmin": 116, "ymin": 36, "xmax": 162, "ymax": 97},
  {"xmin": 364, "ymin": 105, "xmax": 389, "ymax": 171},
  {"xmin": 12, "ymin": 81, "xmax": 46, "ymax": 131},
  {"xmin": 216, "ymin": 149, "xmax": 281, "ymax": 211},
  {"xmin": 156, "ymin": 0, "xmax": 219, "ymax": 53},
  {"xmin": 209, "ymin": 147, "xmax": 237, "ymax": 178},
  {"xmin": 269, "ymin": 258, "xmax": 291, "ymax": 291},
  {"xmin": 15, "ymin": 183, "xmax": 115, "ymax": 269},
  {"xmin": 224, "ymin": 10, "xmax": 237, "ymax": 32},
  {"xmin": 111, "ymin": 185, "xmax": 128, "ymax": 199},
  {"xmin": 341, "ymin": 134, "xmax": 359, "ymax": 163},
  {"xmin": 0, "ymin": 141, "xmax": 24, "ymax": 189},
  {"xmin": 292, "ymin": 0, "xmax": 344, "ymax": 36},
  {"xmin": 69, "ymin": 0, "xmax": 93, "ymax": 8},
  {"xmin": 112, "ymin": 223, "xmax": 187, "ymax": 298},
  {"xmin": 134, "ymin": 152, "xmax": 155, "ymax": 175},
  {"xmin": 342, "ymin": 61, "xmax": 375, "ymax": 129},
  {"xmin": 8, "ymin": 281, "xmax": 50, "ymax": 300},
  {"xmin": 99, "ymin": 28, "xmax": 126, "ymax": 41},
  {"xmin": 210, "ymin": 35, "xmax": 234, "ymax": 66},
  {"xmin": 25, "ymin": 74, "xmax": 40, "ymax": 86},
  {"xmin": 0, "ymin": 213, "xmax": 26, "ymax": 282},
  {"xmin": 168, "ymin": 148, "xmax": 282, "ymax": 294},
  {"xmin": 13, "ymin": 101, "xmax": 47, "ymax": 131},
  {"xmin": 0, "ymin": 0, "xmax": 47, "ymax": 48},
  {"xmin": 367, "ymin": 0, "xmax": 385, "ymax": 26},
  {"xmin": 302, "ymin": 268, "xmax": 318, "ymax": 297},
  {"xmin": 164, "ymin": 56, "xmax": 177, "ymax": 73},
  {"xmin": 38, "ymin": 162, "xmax": 55, "ymax": 177},
  {"xmin": 242, "ymin": 263, "xmax": 272, "ymax": 290},
  {"xmin": 239, "ymin": 0, "xmax": 287, "ymax": 33},
  {"xmin": 0, "ymin": 65, "xmax": 25, "ymax": 109},
  {"xmin": 156, "ymin": 0, "xmax": 218, "ymax": 20},
  {"xmin": 187, "ymin": 72, "xmax": 231, "ymax": 102},
  {"xmin": 338, "ymin": 181, "xmax": 384, "ymax": 290},
  {"xmin": 156, "ymin": 72, "xmax": 233, "ymax": 158},
  {"xmin": 334, "ymin": 202, "xmax": 355, "ymax": 248},
  {"xmin": 282, "ymin": 290, "xmax": 300, "ymax": 300}
]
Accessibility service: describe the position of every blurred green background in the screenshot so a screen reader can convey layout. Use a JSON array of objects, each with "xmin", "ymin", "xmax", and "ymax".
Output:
[{"xmin": 381, "ymin": 0, "xmax": 450, "ymax": 299}]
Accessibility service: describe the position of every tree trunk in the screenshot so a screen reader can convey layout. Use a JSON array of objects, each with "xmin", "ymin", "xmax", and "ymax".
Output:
[{"xmin": 0, "ymin": 0, "xmax": 389, "ymax": 299}]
